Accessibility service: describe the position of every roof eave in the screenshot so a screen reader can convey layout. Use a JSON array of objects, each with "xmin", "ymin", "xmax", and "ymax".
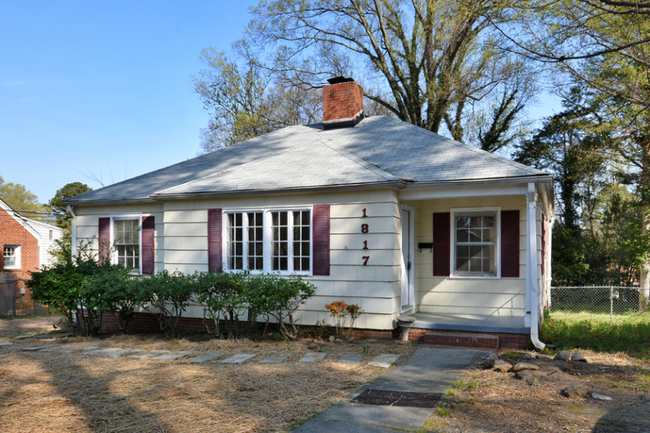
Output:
[{"xmin": 151, "ymin": 180, "xmax": 406, "ymax": 201}]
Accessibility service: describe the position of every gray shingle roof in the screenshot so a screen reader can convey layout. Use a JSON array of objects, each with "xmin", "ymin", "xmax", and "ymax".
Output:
[{"xmin": 67, "ymin": 116, "xmax": 548, "ymax": 204}]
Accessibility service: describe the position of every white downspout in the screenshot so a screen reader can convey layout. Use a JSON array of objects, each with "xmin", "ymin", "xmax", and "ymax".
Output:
[
  {"xmin": 527, "ymin": 183, "xmax": 546, "ymax": 350},
  {"xmin": 67, "ymin": 205, "xmax": 77, "ymax": 259}
]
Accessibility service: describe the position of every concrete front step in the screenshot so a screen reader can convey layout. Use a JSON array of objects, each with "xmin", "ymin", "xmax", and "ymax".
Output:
[{"xmin": 423, "ymin": 331, "xmax": 499, "ymax": 350}]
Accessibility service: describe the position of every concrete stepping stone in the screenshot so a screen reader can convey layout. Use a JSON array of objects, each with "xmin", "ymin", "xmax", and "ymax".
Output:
[
  {"xmin": 338, "ymin": 354, "xmax": 363, "ymax": 363},
  {"xmin": 299, "ymin": 352, "xmax": 327, "ymax": 363},
  {"xmin": 130, "ymin": 350, "xmax": 170, "ymax": 359},
  {"xmin": 14, "ymin": 335, "xmax": 33, "ymax": 340},
  {"xmin": 259, "ymin": 353, "xmax": 290, "ymax": 364},
  {"xmin": 34, "ymin": 334, "xmax": 65, "ymax": 339},
  {"xmin": 21, "ymin": 346, "xmax": 50, "ymax": 351},
  {"xmin": 221, "ymin": 354, "xmax": 256, "ymax": 364},
  {"xmin": 368, "ymin": 354, "xmax": 401, "ymax": 368},
  {"xmin": 87, "ymin": 348, "xmax": 124, "ymax": 356},
  {"xmin": 0, "ymin": 342, "xmax": 13, "ymax": 347},
  {"xmin": 153, "ymin": 352, "xmax": 188, "ymax": 360},
  {"xmin": 188, "ymin": 353, "xmax": 225, "ymax": 364},
  {"xmin": 106, "ymin": 349, "xmax": 143, "ymax": 358}
]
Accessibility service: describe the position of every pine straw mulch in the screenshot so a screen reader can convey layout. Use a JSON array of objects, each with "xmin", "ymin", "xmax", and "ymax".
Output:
[
  {"xmin": 422, "ymin": 349, "xmax": 650, "ymax": 433},
  {"xmin": 0, "ymin": 334, "xmax": 416, "ymax": 433}
]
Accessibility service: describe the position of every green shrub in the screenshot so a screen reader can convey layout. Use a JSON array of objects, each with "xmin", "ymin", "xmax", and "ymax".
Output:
[
  {"xmin": 194, "ymin": 271, "xmax": 248, "ymax": 339},
  {"xmin": 85, "ymin": 266, "xmax": 140, "ymax": 334},
  {"xmin": 246, "ymin": 273, "xmax": 316, "ymax": 341},
  {"xmin": 138, "ymin": 270, "xmax": 194, "ymax": 337}
]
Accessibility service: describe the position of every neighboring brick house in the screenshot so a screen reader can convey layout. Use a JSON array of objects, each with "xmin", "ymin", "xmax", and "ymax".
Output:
[{"xmin": 0, "ymin": 198, "xmax": 63, "ymax": 313}]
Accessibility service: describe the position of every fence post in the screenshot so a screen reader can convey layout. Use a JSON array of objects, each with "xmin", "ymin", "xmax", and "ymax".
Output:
[{"xmin": 610, "ymin": 286, "xmax": 614, "ymax": 321}]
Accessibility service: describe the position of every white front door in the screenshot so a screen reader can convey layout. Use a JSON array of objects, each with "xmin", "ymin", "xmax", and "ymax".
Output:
[{"xmin": 401, "ymin": 205, "xmax": 415, "ymax": 312}]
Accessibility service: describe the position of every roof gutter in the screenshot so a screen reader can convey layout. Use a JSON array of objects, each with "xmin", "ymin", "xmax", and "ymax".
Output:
[{"xmin": 402, "ymin": 174, "xmax": 553, "ymax": 189}]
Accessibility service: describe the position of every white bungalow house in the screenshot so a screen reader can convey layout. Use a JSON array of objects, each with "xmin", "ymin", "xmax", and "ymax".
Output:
[{"xmin": 65, "ymin": 78, "xmax": 553, "ymax": 348}]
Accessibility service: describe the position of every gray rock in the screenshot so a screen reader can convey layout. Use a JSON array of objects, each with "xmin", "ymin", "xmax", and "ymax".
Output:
[
  {"xmin": 536, "ymin": 354, "xmax": 553, "ymax": 360},
  {"xmin": 21, "ymin": 346, "xmax": 49, "ymax": 351},
  {"xmin": 482, "ymin": 353, "xmax": 500, "ymax": 369},
  {"xmin": 555, "ymin": 351, "xmax": 571, "ymax": 361},
  {"xmin": 0, "ymin": 342, "xmax": 12, "ymax": 347},
  {"xmin": 526, "ymin": 376, "xmax": 536, "ymax": 386},
  {"xmin": 571, "ymin": 352, "xmax": 587, "ymax": 362},
  {"xmin": 515, "ymin": 371, "xmax": 533, "ymax": 380},
  {"xmin": 523, "ymin": 353, "xmax": 533, "ymax": 360},
  {"xmin": 512, "ymin": 362, "xmax": 539, "ymax": 372},
  {"xmin": 329, "ymin": 335, "xmax": 336, "ymax": 342},
  {"xmin": 334, "ymin": 338, "xmax": 343, "ymax": 343},
  {"xmin": 561, "ymin": 385, "xmax": 588, "ymax": 398},
  {"xmin": 14, "ymin": 335, "xmax": 33, "ymax": 340},
  {"xmin": 486, "ymin": 353, "xmax": 499, "ymax": 362},
  {"xmin": 130, "ymin": 350, "xmax": 169, "ymax": 359},
  {"xmin": 308, "ymin": 342, "xmax": 319, "ymax": 350},
  {"xmin": 493, "ymin": 360, "xmax": 511, "ymax": 373},
  {"xmin": 591, "ymin": 393, "xmax": 612, "ymax": 401}
]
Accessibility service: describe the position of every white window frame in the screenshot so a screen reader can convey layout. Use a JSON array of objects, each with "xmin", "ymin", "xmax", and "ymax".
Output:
[
  {"xmin": 109, "ymin": 214, "xmax": 143, "ymax": 275},
  {"xmin": 3, "ymin": 244, "xmax": 21, "ymax": 269},
  {"xmin": 222, "ymin": 206, "xmax": 313, "ymax": 276},
  {"xmin": 450, "ymin": 207, "xmax": 501, "ymax": 279}
]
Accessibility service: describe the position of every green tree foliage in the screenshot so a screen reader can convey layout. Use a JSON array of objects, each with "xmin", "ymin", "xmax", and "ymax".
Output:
[
  {"xmin": 49, "ymin": 182, "xmax": 93, "ymax": 229},
  {"xmin": 0, "ymin": 175, "xmax": 50, "ymax": 222},
  {"xmin": 195, "ymin": 0, "xmax": 536, "ymax": 152}
]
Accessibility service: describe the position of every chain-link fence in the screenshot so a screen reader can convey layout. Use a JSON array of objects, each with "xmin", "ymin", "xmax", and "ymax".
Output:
[
  {"xmin": 0, "ymin": 279, "xmax": 49, "ymax": 317},
  {"xmin": 550, "ymin": 286, "xmax": 649, "ymax": 319}
]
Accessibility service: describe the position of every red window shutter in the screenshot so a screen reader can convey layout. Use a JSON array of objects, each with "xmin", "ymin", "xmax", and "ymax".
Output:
[
  {"xmin": 0, "ymin": 244, "xmax": 4, "ymax": 272},
  {"xmin": 98, "ymin": 217, "xmax": 110, "ymax": 265},
  {"xmin": 313, "ymin": 205, "xmax": 330, "ymax": 276},
  {"xmin": 208, "ymin": 209, "xmax": 223, "ymax": 272},
  {"xmin": 433, "ymin": 212, "xmax": 450, "ymax": 276},
  {"xmin": 142, "ymin": 216, "xmax": 155, "ymax": 274},
  {"xmin": 501, "ymin": 210, "xmax": 520, "ymax": 278}
]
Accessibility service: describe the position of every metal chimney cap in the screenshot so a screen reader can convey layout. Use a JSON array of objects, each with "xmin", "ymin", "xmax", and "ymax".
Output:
[{"xmin": 327, "ymin": 76, "xmax": 355, "ymax": 85}]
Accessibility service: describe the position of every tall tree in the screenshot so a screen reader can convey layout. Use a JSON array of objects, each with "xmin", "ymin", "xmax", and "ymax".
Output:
[
  {"xmin": 49, "ymin": 182, "xmax": 93, "ymax": 229},
  {"xmin": 198, "ymin": 0, "xmax": 536, "ymax": 150},
  {"xmin": 0, "ymin": 175, "xmax": 50, "ymax": 222},
  {"xmin": 503, "ymin": 0, "xmax": 650, "ymax": 301}
]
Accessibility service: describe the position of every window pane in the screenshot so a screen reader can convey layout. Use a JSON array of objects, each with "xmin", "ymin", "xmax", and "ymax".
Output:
[
  {"xmin": 457, "ymin": 246, "xmax": 469, "ymax": 258},
  {"xmin": 470, "ymin": 229, "xmax": 482, "ymax": 242},
  {"xmin": 280, "ymin": 257, "xmax": 287, "ymax": 270},
  {"xmin": 302, "ymin": 258, "xmax": 309, "ymax": 270},
  {"xmin": 302, "ymin": 227, "xmax": 310, "ymax": 240},
  {"xmin": 294, "ymin": 257, "xmax": 300, "ymax": 270},
  {"xmin": 470, "ymin": 217, "xmax": 481, "ymax": 228},
  {"xmin": 457, "ymin": 257, "xmax": 469, "ymax": 272},
  {"xmin": 484, "ymin": 216, "xmax": 495, "ymax": 228},
  {"xmin": 302, "ymin": 211, "xmax": 309, "ymax": 225},
  {"xmin": 484, "ymin": 228, "xmax": 494, "ymax": 242},
  {"xmin": 457, "ymin": 229, "xmax": 468, "ymax": 242},
  {"xmin": 457, "ymin": 216, "xmax": 469, "ymax": 228}
]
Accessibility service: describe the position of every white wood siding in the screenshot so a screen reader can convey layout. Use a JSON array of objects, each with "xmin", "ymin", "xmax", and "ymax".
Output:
[{"xmin": 403, "ymin": 195, "xmax": 530, "ymax": 318}]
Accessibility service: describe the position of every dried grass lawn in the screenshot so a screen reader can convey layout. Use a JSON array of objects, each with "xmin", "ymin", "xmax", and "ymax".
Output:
[
  {"xmin": 422, "ymin": 349, "xmax": 650, "ymax": 433},
  {"xmin": 0, "ymin": 333, "xmax": 416, "ymax": 433}
]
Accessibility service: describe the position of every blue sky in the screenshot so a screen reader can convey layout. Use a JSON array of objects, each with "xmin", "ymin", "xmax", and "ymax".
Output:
[
  {"xmin": 0, "ymin": 1, "xmax": 561, "ymax": 205},
  {"xmin": 0, "ymin": 1, "xmax": 257, "ymax": 203}
]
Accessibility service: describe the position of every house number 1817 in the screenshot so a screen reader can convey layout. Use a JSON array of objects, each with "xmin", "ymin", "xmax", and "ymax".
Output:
[{"xmin": 362, "ymin": 209, "xmax": 369, "ymax": 265}]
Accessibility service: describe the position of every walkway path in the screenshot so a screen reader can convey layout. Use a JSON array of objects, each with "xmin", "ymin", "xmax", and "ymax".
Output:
[{"xmin": 293, "ymin": 347, "xmax": 489, "ymax": 433}]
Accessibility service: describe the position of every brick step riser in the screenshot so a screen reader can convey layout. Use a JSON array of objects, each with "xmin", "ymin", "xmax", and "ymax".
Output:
[{"xmin": 423, "ymin": 333, "xmax": 499, "ymax": 350}]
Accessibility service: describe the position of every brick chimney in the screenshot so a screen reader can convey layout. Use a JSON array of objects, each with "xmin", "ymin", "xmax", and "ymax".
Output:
[{"xmin": 322, "ymin": 76, "xmax": 364, "ymax": 129}]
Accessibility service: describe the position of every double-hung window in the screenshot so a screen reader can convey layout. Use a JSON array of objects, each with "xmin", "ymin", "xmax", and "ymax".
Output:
[
  {"xmin": 3, "ymin": 245, "xmax": 20, "ymax": 269},
  {"xmin": 453, "ymin": 210, "xmax": 498, "ymax": 277},
  {"xmin": 113, "ymin": 218, "xmax": 141, "ymax": 271},
  {"xmin": 225, "ymin": 209, "xmax": 311, "ymax": 274}
]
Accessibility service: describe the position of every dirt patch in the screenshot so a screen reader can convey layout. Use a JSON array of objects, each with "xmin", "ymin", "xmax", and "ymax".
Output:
[
  {"xmin": 0, "ymin": 314, "xmax": 64, "ymax": 337},
  {"xmin": 423, "ymin": 349, "xmax": 650, "ymax": 433},
  {"xmin": 0, "ymin": 334, "xmax": 416, "ymax": 432}
]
